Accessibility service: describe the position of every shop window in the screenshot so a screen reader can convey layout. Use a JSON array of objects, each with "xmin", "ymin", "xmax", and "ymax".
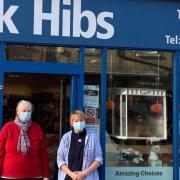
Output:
[
  {"xmin": 84, "ymin": 48, "xmax": 102, "ymax": 137},
  {"xmin": 106, "ymin": 49, "xmax": 173, "ymax": 180},
  {"xmin": 5, "ymin": 44, "xmax": 80, "ymax": 63},
  {"xmin": 84, "ymin": 48, "xmax": 102, "ymax": 73}
]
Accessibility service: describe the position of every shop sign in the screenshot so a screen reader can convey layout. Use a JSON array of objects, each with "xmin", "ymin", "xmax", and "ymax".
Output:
[
  {"xmin": 83, "ymin": 85, "xmax": 99, "ymax": 108},
  {"xmin": 0, "ymin": 0, "xmax": 114, "ymax": 42},
  {"xmin": 85, "ymin": 107, "xmax": 96, "ymax": 124},
  {"xmin": 106, "ymin": 167, "xmax": 172, "ymax": 180},
  {"xmin": 0, "ymin": 0, "xmax": 180, "ymax": 49}
]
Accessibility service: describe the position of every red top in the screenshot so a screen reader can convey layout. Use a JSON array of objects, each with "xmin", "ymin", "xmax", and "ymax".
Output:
[{"xmin": 0, "ymin": 120, "xmax": 49, "ymax": 178}]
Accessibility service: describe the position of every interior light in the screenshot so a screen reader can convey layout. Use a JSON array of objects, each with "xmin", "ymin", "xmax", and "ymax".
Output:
[
  {"xmin": 56, "ymin": 47, "xmax": 64, "ymax": 53},
  {"xmin": 135, "ymin": 51, "xmax": 160, "ymax": 57},
  {"xmin": 90, "ymin": 59, "xmax": 98, "ymax": 63}
]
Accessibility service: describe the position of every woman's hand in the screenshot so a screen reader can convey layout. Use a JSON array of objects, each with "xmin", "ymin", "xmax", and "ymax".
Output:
[
  {"xmin": 71, "ymin": 171, "xmax": 83, "ymax": 180},
  {"xmin": 43, "ymin": 178, "xmax": 49, "ymax": 180},
  {"xmin": 75, "ymin": 171, "xmax": 87, "ymax": 179}
]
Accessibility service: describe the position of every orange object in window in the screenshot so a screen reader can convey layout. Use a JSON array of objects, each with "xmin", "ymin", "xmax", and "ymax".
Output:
[
  {"xmin": 150, "ymin": 103, "xmax": 163, "ymax": 113},
  {"xmin": 106, "ymin": 100, "xmax": 115, "ymax": 109}
]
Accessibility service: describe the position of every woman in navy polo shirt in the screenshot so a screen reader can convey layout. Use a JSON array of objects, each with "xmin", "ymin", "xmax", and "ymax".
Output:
[{"xmin": 57, "ymin": 110, "xmax": 103, "ymax": 180}]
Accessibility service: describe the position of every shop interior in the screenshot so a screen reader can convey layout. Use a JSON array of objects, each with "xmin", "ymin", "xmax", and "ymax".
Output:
[{"xmin": 3, "ymin": 73, "xmax": 71, "ymax": 179}]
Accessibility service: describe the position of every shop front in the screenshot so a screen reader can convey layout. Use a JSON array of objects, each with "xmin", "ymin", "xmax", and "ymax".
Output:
[{"xmin": 0, "ymin": 0, "xmax": 179, "ymax": 180}]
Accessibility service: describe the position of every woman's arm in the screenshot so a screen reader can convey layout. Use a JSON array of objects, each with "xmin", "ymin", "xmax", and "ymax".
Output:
[
  {"xmin": 61, "ymin": 164, "xmax": 82, "ymax": 180},
  {"xmin": 0, "ymin": 125, "xmax": 7, "ymax": 174},
  {"xmin": 78, "ymin": 160, "xmax": 100, "ymax": 178},
  {"xmin": 40, "ymin": 129, "xmax": 50, "ymax": 178},
  {"xmin": 57, "ymin": 135, "xmax": 68, "ymax": 169},
  {"xmin": 78, "ymin": 133, "xmax": 103, "ymax": 179}
]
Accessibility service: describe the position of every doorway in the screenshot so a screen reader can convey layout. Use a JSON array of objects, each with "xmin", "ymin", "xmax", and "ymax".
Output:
[{"xmin": 3, "ymin": 73, "xmax": 71, "ymax": 179}]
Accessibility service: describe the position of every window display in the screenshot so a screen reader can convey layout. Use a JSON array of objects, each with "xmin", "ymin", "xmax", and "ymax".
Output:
[
  {"xmin": 106, "ymin": 49, "xmax": 173, "ymax": 180},
  {"xmin": 110, "ymin": 88, "xmax": 167, "ymax": 140}
]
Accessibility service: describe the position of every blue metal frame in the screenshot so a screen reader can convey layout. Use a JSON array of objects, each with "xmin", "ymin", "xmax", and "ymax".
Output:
[
  {"xmin": 173, "ymin": 51, "xmax": 180, "ymax": 180},
  {"xmin": 0, "ymin": 43, "xmax": 5, "ymax": 129},
  {"xmin": 2, "ymin": 61, "xmax": 81, "ymax": 74},
  {"xmin": 77, "ymin": 47, "xmax": 84, "ymax": 109},
  {"xmin": 70, "ymin": 76, "xmax": 77, "ymax": 113},
  {"xmin": 70, "ymin": 47, "xmax": 84, "ymax": 112},
  {"xmin": 100, "ymin": 48, "xmax": 107, "ymax": 180},
  {"xmin": 0, "ymin": 43, "xmax": 83, "ymax": 130}
]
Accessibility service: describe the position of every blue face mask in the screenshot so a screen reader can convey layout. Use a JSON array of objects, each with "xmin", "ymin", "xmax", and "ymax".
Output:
[
  {"xmin": 73, "ymin": 121, "xmax": 86, "ymax": 133},
  {"xmin": 19, "ymin": 112, "xmax": 32, "ymax": 122}
]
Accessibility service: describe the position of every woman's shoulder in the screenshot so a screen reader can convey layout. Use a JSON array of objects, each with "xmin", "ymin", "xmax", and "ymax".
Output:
[
  {"xmin": 86, "ymin": 131, "xmax": 99, "ymax": 139},
  {"xmin": 60, "ymin": 130, "xmax": 72, "ymax": 140},
  {"xmin": 0, "ymin": 120, "xmax": 17, "ymax": 135},
  {"xmin": 29, "ymin": 122, "xmax": 46, "ymax": 138},
  {"xmin": 62, "ymin": 130, "xmax": 72, "ymax": 137},
  {"xmin": 31, "ymin": 122, "xmax": 43, "ymax": 132},
  {"xmin": 2, "ymin": 120, "xmax": 16, "ymax": 128}
]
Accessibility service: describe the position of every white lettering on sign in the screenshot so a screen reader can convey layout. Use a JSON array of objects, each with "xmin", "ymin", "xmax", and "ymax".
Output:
[
  {"xmin": 164, "ymin": 10, "xmax": 180, "ymax": 45},
  {"xmin": 177, "ymin": 9, "xmax": 180, "ymax": 19},
  {"xmin": 73, "ymin": 0, "xmax": 114, "ymax": 39},
  {"xmin": 0, "ymin": 0, "xmax": 114, "ymax": 40},
  {"xmin": 33, "ymin": 0, "xmax": 114, "ymax": 39},
  {"xmin": 97, "ymin": 12, "xmax": 114, "ymax": 39},
  {"xmin": 62, "ymin": 0, "xmax": 71, "ymax": 37},
  {"xmin": 34, "ymin": 0, "xmax": 60, "ymax": 36},
  {"xmin": 165, "ymin": 35, "xmax": 180, "ymax": 45},
  {"xmin": 73, "ymin": 0, "xmax": 97, "ymax": 38},
  {"xmin": 0, "ymin": 0, "xmax": 19, "ymax": 34}
]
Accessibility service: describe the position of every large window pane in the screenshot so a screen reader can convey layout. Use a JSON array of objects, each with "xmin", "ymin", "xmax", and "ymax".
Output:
[
  {"xmin": 6, "ymin": 44, "xmax": 80, "ymax": 63},
  {"xmin": 106, "ymin": 50, "xmax": 173, "ymax": 180},
  {"xmin": 84, "ymin": 48, "xmax": 102, "ymax": 137}
]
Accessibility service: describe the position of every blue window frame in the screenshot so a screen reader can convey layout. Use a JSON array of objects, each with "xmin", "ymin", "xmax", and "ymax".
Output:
[
  {"xmin": 173, "ymin": 51, "xmax": 180, "ymax": 180},
  {"xmin": 0, "ymin": 41, "xmax": 180, "ymax": 180},
  {"xmin": 0, "ymin": 43, "xmax": 85, "ymax": 128}
]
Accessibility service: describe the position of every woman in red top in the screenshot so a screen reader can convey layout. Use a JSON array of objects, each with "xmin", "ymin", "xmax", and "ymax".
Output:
[{"xmin": 0, "ymin": 100, "xmax": 49, "ymax": 180}]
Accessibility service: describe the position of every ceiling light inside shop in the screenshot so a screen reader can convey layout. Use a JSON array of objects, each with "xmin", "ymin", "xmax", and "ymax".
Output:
[
  {"xmin": 56, "ymin": 47, "xmax": 64, "ymax": 53},
  {"xmin": 90, "ymin": 59, "xmax": 98, "ymax": 63},
  {"xmin": 8, "ymin": 74, "xmax": 21, "ymax": 78},
  {"xmin": 135, "ymin": 51, "xmax": 160, "ymax": 57}
]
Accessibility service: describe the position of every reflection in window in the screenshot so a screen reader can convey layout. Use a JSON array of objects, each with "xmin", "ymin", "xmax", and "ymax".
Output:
[
  {"xmin": 84, "ymin": 48, "xmax": 102, "ymax": 138},
  {"xmin": 106, "ymin": 49, "xmax": 173, "ymax": 175},
  {"xmin": 6, "ymin": 44, "xmax": 80, "ymax": 63},
  {"xmin": 84, "ymin": 48, "xmax": 102, "ymax": 73}
]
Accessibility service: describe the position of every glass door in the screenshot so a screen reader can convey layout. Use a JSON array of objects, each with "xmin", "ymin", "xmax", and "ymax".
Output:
[{"xmin": 3, "ymin": 73, "xmax": 73, "ymax": 179}]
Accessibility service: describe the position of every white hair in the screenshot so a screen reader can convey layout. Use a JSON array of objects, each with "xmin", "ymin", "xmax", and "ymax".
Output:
[{"xmin": 16, "ymin": 100, "xmax": 34, "ymax": 112}]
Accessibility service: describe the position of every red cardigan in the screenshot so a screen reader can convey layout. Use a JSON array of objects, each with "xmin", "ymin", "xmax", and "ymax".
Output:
[{"xmin": 0, "ymin": 121, "xmax": 49, "ymax": 178}]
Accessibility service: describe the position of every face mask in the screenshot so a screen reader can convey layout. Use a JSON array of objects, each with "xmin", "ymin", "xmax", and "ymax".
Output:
[
  {"xmin": 73, "ymin": 121, "xmax": 86, "ymax": 133},
  {"xmin": 19, "ymin": 112, "xmax": 32, "ymax": 122}
]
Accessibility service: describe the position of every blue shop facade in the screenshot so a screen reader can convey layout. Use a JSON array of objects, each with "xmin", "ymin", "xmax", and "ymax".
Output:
[{"xmin": 0, "ymin": 0, "xmax": 180, "ymax": 179}]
